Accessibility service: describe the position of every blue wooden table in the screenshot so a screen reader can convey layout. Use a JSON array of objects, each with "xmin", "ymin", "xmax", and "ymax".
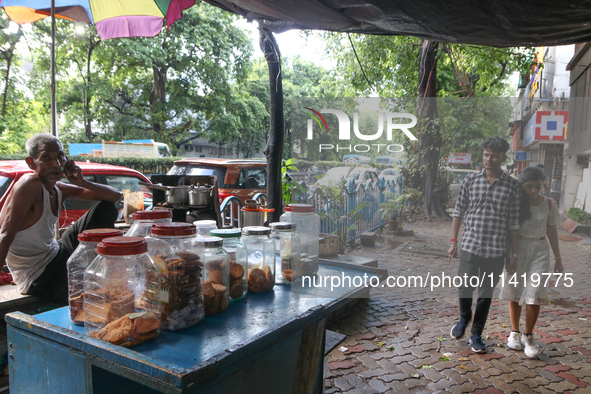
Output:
[{"xmin": 6, "ymin": 261, "xmax": 385, "ymax": 393}]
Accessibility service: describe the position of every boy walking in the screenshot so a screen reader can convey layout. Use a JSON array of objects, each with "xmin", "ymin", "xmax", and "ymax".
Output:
[{"xmin": 448, "ymin": 137, "xmax": 521, "ymax": 353}]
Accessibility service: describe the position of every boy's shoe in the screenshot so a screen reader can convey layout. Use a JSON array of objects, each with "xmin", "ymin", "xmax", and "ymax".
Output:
[
  {"xmin": 450, "ymin": 319, "xmax": 469, "ymax": 340},
  {"xmin": 470, "ymin": 334, "xmax": 487, "ymax": 353},
  {"xmin": 521, "ymin": 333, "xmax": 540, "ymax": 359},
  {"xmin": 507, "ymin": 331, "xmax": 522, "ymax": 350}
]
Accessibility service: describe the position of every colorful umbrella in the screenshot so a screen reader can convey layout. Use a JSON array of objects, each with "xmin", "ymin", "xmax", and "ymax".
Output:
[
  {"xmin": 0, "ymin": 0, "xmax": 196, "ymax": 135},
  {"xmin": 1, "ymin": 0, "xmax": 196, "ymax": 40}
]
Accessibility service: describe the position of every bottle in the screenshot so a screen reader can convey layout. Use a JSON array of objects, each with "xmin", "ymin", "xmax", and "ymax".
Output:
[
  {"xmin": 241, "ymin": 226, "xmax": 276, "ymax": 293},
  {"xmin": 280, "ymin": 204, "xmax": 320, "ymax": 275},
  {"xmin": 210, "ymin": 228, "xmax": 248, "ymax": 301},
  {"xmin": 126, "ymin": 210, "xmax": 172, "ymax": 237},
  {"xmin": 269, "ymin": 222, "xmax": 301, "ymax": 285},
  {"xmin": 202, "ymin": 237, "xmax": 230, "ymax": 315},
  {"xmin": 67, "ymin": 228, "xmax": 123, "ymax": 325},
  {"xmin": 146, "ymin": 222, "xmax": 204, "ymax": 331},
  {"xmin": 84, "ymin": 237, "xmax": 164, "ymax": 340}
]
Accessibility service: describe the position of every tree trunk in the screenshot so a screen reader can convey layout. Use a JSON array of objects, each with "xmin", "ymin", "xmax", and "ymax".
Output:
[
  {"xmin": 151, "ymin": 66, "xmax": 167, "ymax": 134},
  {"xmin": 259, "ymin": 26, "xmax": 284, "ymax": 222},
  {"xmin": 84, "ymin": 38, "xmax": 99, "ymax": 142},
  {"xmin": 417, "ymin": 39, "xmax": 446, "ymax": 217}
]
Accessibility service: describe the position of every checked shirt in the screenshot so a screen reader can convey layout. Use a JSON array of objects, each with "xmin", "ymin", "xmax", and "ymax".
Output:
[{"xmin": 452, "ymin": 169, "xmax": 521, "ymax": 258}]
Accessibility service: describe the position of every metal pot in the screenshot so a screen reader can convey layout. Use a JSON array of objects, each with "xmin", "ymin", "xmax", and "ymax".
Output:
[
  {"xmin": 164, "ymin": 186, "xmax": 191, "ymax": 205},
  {"xmin": 139, "ymin": 182, "xmax": 191, "ymax": 205},
  {"xmin": 188, "ymin": 184, "xmax": 212, "ymax": 206}
]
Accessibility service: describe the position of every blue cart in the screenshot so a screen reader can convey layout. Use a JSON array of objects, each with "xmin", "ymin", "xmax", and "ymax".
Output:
[{"xmin": 6, "ymin": 261, "xmax": 385, "ymax": 393}]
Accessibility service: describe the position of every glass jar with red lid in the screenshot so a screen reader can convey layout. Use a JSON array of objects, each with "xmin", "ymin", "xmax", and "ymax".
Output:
[
  {"xmin": 67, "ymin": 228, "xmax": 123, "ymax": 325},
  {"xmin": 146, "ymin": 222, "xmax": 204, "ymax": 331},
  {"xmin": 83, "ymin": 237, "xmax": 164, "ymax": 341},
  {"xmin": 125, "ymin": 209, "xmax": 172, "ymax": 237}
]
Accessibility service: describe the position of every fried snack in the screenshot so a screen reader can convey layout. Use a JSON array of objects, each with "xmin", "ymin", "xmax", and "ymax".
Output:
[
  {"xmin": 90, "ymin": 312, "xmax": 160, "ymax": 348},
  {"xmin": 69, "ymin": 294, "xmax": 84, "ymax": 325},
  {"xmin": 203, "ymin": 281, "xmax": 228, "ymax": 315},
  {"xmin": 230, "ymin": 283, "xmax": 245, "ymax": 299},
  {"xmin": 229, "ymin": 262, "xmax": 244, "ymax": 280},
  {"xmin": 248, "ymin": 267, "xmax": 274, "ymax": 293},
  {"xmin": 282, "ymin": 269, "xmax": 296, "ymax": 282},
  {"xmin": 208, "ymin": 269, "xmax": 224, "ymax": 285},
  {"xmin": 84, "ymin": 289, "xmax": 135, "ymax": 325}
]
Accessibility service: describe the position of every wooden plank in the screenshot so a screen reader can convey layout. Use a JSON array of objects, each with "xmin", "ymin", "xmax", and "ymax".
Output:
[{"xmin": 292, "ymin": 319, "xmax": 326, "ymax": 394}]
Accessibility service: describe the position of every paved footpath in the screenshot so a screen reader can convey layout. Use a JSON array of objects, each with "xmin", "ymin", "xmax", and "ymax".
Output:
[{"xmin": 325, "ymin": 219, "xmax": 591, "ymax": 393}]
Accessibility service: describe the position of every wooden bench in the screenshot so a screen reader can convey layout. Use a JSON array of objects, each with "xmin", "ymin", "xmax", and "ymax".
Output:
[{"xmin": 0, "ymin": 285, "xmax": 56, "ymax": 320}]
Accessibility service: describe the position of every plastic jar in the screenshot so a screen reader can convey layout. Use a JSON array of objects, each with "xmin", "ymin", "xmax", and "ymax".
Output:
[
  {"xmin": 269, "ymin": 222, "xmax": 301, "ymax": 285},
  {"xmin": 210, "ymin": 229, "xmax": 247, "ymax": 301},
  {"xmin": 280, "ymin": 204, "xmax": 319, "ymax": 275},
  {"xmin": 83, "ymin": 237, "xmax": 164, "ymax": 341},
  {"xmin": 241, "ymin": 226, "xmax": 276, "ymax": 293},
  {"xmin": 202, "ymin": 237, "xmax": 230, "ymax": 315},
  {"xmin": 146, "ymin": 223, "xmax": 204, "ymax": 331},
  {"xmin": 126, "ymin": 210, "xmax": 172, "ymax": 237},
  {"xmin": 67, "ymin": 228, "xmax": 124, "ymax": 325},
  {"xmin": 193, "ymin": 220, "xmax": 218, "ymax": 236}
]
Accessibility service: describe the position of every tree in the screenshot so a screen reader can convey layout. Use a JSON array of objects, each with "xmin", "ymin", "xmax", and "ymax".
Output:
[{"xmin": 320, "ymin": 33, "xmax": 534, "ymax": 216}]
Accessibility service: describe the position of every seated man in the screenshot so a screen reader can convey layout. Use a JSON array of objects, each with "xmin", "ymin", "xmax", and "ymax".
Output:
[{"xmin": 0, "ymin": 134, "xmax": 122, "ymax": 306}]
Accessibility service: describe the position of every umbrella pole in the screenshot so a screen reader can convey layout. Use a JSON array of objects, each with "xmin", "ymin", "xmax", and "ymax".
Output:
[{"xmin": 51, "ymin": 0, "xmax": 57, "ymax": 137}]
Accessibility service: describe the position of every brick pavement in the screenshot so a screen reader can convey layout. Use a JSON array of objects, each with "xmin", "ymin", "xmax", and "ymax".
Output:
[{"xmin": 325, "ymin": 219, "xmax": 591, "ymax": 393}]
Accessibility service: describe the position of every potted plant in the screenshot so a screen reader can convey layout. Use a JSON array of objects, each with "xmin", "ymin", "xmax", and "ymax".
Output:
[{"xmin": 379, "ymin": 191, "xmax": 409, "ymax": 231}]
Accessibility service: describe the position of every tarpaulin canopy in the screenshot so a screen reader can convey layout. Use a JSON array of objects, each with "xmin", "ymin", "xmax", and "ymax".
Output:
[{"xmin": 203, "ymin": 0, "xmax": 591, "ymax": 46}]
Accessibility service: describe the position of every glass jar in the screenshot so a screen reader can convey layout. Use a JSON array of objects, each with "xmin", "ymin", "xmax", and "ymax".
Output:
[
  {"xmin": 193, "ymin": 220, "xmax": 218, "ymax": 236},
  {"xmin": 202, "ymin": 237, "xmax": 230, "ymax": 315},
  {"xmin": 84, "ymin": 237, "xmax": 164, "ymax": 343},
  {"xmin": 280, "ymin": 204, "xmax": 319, "ymax": 275},
  {"xmin": 269, "ymin": 222, "xmax": 301, "ymax": 285},
  {"xmin": 210, "ymin": 229, "xmax": 248, "ymax": 301},
  {"xmin": 146, "ymin": 223, "xmax": 204, "ymax": 331},
  {"xmin": 241, "ymin": 226, "xmax": 276, "ymax": 293},
  {"xmin": 67, "ymin": 228, "xmax": 123, "ymax": 325},
  {"xmin": 126, "ymin": 210, "xmax": 172, "ymax": 237}
]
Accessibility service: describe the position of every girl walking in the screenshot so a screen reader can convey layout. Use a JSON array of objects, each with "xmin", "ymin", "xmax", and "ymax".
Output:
[{"xmin": 500, "ymin": 166, "xmax": 563, "ymax": 358}]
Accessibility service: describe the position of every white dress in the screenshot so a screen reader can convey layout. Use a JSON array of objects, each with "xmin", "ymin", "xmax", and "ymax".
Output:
[{"xmin": 500, "ymin": 197, "xmax": 560, "ymax": 305}]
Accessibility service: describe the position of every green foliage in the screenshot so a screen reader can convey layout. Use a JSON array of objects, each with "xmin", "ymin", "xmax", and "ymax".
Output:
[
  {"xmin": 567, "ymin": 207, "xmax": 591, "ymax": 224},
  {"xmin": 281, "ymin": 158, "xmax": 306, "ymax": 205}
]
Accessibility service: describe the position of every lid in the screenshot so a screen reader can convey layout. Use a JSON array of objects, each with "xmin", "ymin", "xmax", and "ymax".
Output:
[
  {"xmin": 132, "ymin": 210, "xmax": 172, "ymax": 220},
  {"xmin": 269, "ymin": 222, "xmax": 296, "ymax": 230},
  {"xmin": 151, "ymin": 222, "xmax": 196, "ymax": 236},
  {"xmin": 289, "ymin": 204, "xmax": 314, "ymax": 213},
  {"xmin": 242, "ymin": 226, "xmax": 271, "ymax": 236},
  {"xmin": 210, "ymin": 228, "xmax": 241, "ymax": 238},
  {"xmin": 193, "ymin": 220, "xmax": 217, "ymax": 228},
  {"xmin": 97, "ymin": 236, "xmax": 147, "ymax": 256},
  {"xmin": 78, "ymin": 228, "xmax": 124, "ymax": 242},
  {"xmin": 202, "ymin": 236, "xmax": 224, "ymax": 247}
]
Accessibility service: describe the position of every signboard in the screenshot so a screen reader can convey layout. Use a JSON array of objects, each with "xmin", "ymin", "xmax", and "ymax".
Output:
[
  {"xmin": 523, "ymin": 110, "xmax": 568, "ymax": 147},
  {"xmin": 448, "ymin": 152, "xmax": 472, "ymax": 164},
  {"xmin": 514, "ymin": 151, "xmax": 529, "ymax": 161}
]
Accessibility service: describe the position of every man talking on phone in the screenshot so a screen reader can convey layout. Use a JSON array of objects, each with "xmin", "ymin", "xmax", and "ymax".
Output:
[{"xmin": 0, "ymin": 134, "xmax": 121, "ymax": 305}]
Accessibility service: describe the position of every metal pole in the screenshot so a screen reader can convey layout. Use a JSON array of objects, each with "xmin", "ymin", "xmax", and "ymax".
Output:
[{"xmin": 51, "ymin": 0, "xmax": 57, "ymax": 137}]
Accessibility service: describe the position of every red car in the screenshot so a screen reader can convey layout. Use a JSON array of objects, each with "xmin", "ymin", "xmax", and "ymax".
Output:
[{"xmin": 0, "ymin": 160, "xmax": 152, "ymax": 228}]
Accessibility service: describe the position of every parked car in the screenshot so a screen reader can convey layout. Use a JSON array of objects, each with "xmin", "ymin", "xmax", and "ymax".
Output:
[
  {"xmin": 378, "ymin": 168, "xmax": 400, "ymax": 184},
  {"xmin": 447, "ymin": 169, "xmax": 479, "ymax": 208},
  {"xmin": 167, "ymin": 158, "xmax": 267, "ymax": 204},
  {"xmin": 346, "ymin": 167, "xmax": 379, "ymax": 187},
  {"xmin": 0, "ymin": 160, "xmax": 152, "ymax": 228},
  {"xmin": 314, "ymin": 166, "xmax": 353, "ymax": 189}
]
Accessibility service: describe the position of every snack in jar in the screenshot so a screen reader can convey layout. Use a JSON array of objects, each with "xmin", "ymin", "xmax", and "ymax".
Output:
[
  {"xmin": 67, "ymin": 228, "xmax": 124, "ymax": 325},
  {"xmin": 280, "ymin": 204, "xmax": 319, "ymax": 275},
  {"xmin": 210, "ymin": 228, "xmax": 248, "ymax": 301},
  {"xmin": 84, "ymin": 237, "xmax": 164, "ymax": 345},
  {"xmin": 125, "ymin": 209, "xmax": 172, "ymax": 237},
  {"xmin": 201, "ymin": 236, "xmax": 230, "ymax": 314},
  {"xmin": 146, "ymin": 222, "xmax": 204, "ymax": 331},
  {"xmin": 269, "ymin": 222, "xmax": 301, "ymax": 285},
  {"xmin": 241, "ymin": 226, "xmax": 276, "ymax": 293}
]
